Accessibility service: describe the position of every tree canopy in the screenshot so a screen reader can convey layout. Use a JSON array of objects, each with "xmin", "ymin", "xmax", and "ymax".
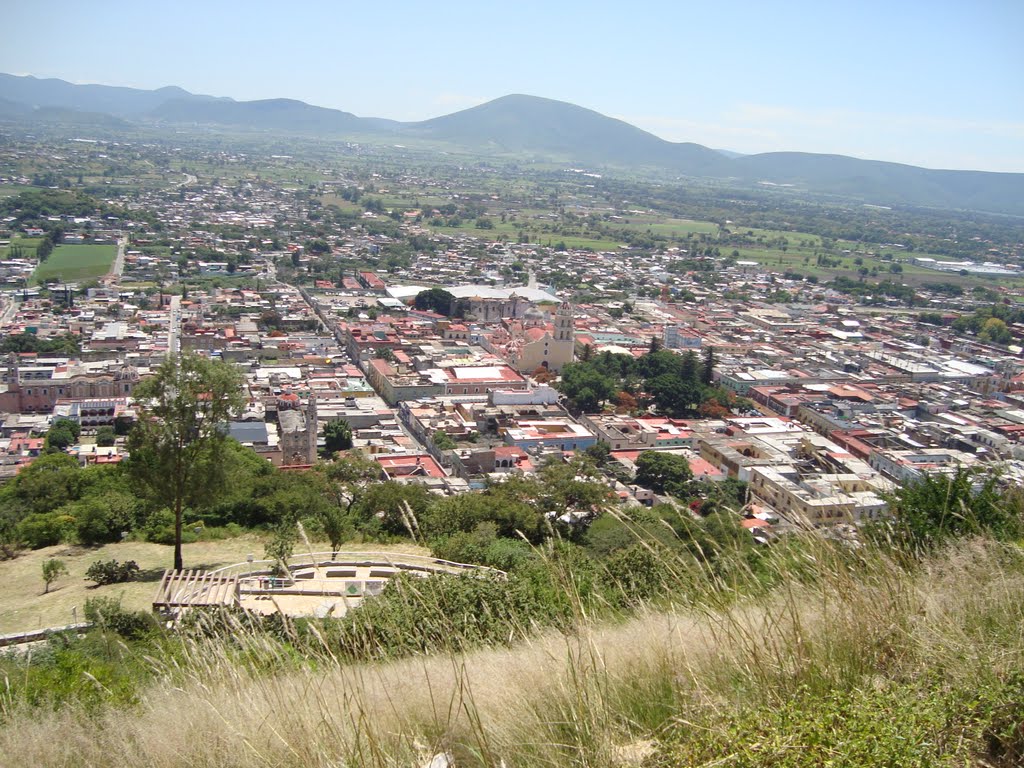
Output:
[{"xmin": 414, "ymin": 287, "xmax": 457, "ymax": 316}]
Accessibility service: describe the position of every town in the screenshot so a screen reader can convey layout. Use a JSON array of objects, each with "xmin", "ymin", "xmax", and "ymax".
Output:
[
  {"xmin": 2, "ymin": 131, "xmax": 1023, "ymax": 549},
  {"xmin": 2, "ymin": 5, "xmax": 1024, "ymax": 763}
]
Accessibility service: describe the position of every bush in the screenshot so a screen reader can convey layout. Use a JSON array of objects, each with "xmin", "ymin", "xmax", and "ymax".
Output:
[
  {"xmin": 85, "ymin": 559, "xmax": 140, "ymax": 586},
  {"xmin": 142, "ymin": 508, "xmax": 197, "ymax": 545},
  {"xmin": 432, "ymin": 523, "xmax": 538, "ymax": 572},
  {"xmin": 71, "ymin": 492, "xmax": 141, "ymax": 546},
  {"xmin": 16, "ymin": 512, "xmax": 76, "ymax": 549},
  {"xmin": 83, "ymin": 597, "xmax": 156, "ymax": 639}
]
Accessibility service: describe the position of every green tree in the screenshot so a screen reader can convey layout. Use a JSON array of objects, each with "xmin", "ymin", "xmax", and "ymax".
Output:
[
  {"xmin": 44, "ymin": 423, "xmax": 77, "ymax": 453},
  {"xmin": 95, "ymin": 426, "xmax": 116, "ymax": 447},
  {"xmin": 558, "ymin": 363, "xmax": 617, "ymax": 413},
  {"xmin": 36, "ymin": 235, "xmax": 54, "ymax": 261},
  {"xmin": 702, "ymin": 345, "xmax": 717, "ymax": 386},
  {"xmin": 322, "ymin": 418, "xmax": 353, "ymax": 454},
  {"xmin": 126, "ymin": 353, "xmax": 245, "ymax": 571},
  {"xmin": 41, "ymin": 558, "xmax": 68, "ymax": 594},
  {"xmin": 264, "ymin": 522, "xmax": 297, "ymax": 571},
  {"xmin": 413, "ymin": 287, "xmax": 456, "ymax": 315},
  {"xmin": 432, "ymin": 429, "xmax": 456, "ymax": 450},
  {"xmin": 634, "ymin": 451, "xmax": 693, "ymax": 497}
]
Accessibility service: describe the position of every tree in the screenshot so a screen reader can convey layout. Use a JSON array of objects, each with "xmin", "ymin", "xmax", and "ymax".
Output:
[
  {"xmin": 319, "ymin": 450, "xmax": 381, "ymax": 513},
  {"xmin": 323, "ymin": 418, "xmax": 353, "ymax": 455},
  {"xmin": 43, "ymin": 417, "xmax": 81, "ymax": 454},
  {"xmin": 558, "ymin": 363, "xmax": 617, "ymax": 413},
  {"xmin": 701, "ymin": 346, "xmax": 717, "ymax": 386},
  {"xmin": 95, "ymin": 426, "xmax": 116, "ymax": 447},
  {"xmin": 634, "ymin": 451, "xmax": 693, "ymax": 497},
  {"xmin": 41, "ymin": 558, "xmax": 67, "ymax": 594},
  {"xmin": 36, "ymin": 235, "xmax": 54, "ymax": 261},
  {"xmin": 979, "ymin": 317, "xmax": 1012, "ymax": 345},
  {"xmin": 414, "ymin": 287, "xmax": 456, "ymax": 315},
  {"xmin": 127, "ymin": 353, "xmax": 245, "ymax": 571},
  {"xmin": 433, "ymin": 429, "xmax": 457, "ymax": 451}
]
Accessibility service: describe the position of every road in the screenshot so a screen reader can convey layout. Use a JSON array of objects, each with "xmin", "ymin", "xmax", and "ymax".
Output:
[
  {"xmin": 166, "ymin": 294, "xmax": 181, "ymax": 358},
  {"xmin": 0, "ymin": 293, "xmax": 18, "ymax": 326},
  {"xmin": 108, "ymin": 236, "xmax": 127, "ymax": 280}
]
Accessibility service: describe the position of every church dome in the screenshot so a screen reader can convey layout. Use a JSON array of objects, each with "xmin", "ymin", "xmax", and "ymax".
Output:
[{"xmin": 523, "ymin": 306, "xmax": 545, "ymax": 326}]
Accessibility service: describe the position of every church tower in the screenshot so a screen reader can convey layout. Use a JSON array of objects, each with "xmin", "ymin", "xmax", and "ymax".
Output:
[
  {"xmin": 545, "ymin": 302, "xmax": 575, "ymax": 371},
  {"xmin": 305, "ymin": 394, "xmax": 319, "ymax": 464},
  {"xmin": 554, "ymin": 302, "xmax": 574, "ymax": 344}
]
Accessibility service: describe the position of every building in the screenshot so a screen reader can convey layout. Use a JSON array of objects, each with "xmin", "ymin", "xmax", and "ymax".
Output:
[{"xmin": 481, "ymin": 302, "xmax": 575, "ymax": 374}]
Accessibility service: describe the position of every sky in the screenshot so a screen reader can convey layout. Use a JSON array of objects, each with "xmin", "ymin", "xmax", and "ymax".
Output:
[{"xmin": 3, "ymin": 0, "xmax": 1023, "ymax": 172}]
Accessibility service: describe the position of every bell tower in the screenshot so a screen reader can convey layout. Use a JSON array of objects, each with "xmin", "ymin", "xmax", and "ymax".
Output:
[{"xmin": 554, "ymin": 302, "xmax": 574, "ymax": 343}]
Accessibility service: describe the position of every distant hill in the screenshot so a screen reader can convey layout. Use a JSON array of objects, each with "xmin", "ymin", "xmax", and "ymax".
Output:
[
  {"xmin": 1, "ymin": 73, "xmax": 1022, "ymax": 216},
  {"xmin": 0, "ymin": 73, "xmax": 225, "ymax": 117},
  {"xmin": 0, "ymin": 96, "xmax": 31, "ymax": 118},
  {"xmin": 728, "ymin": 151, "xmax": 1024, "ymax": 215},
  {"xmin": 149, "ymin": 97, "xmax": 392, "ymax": 134},
  {"xmin": 406, "ymin": 94, "xmax": 728, "ymax": 174}
]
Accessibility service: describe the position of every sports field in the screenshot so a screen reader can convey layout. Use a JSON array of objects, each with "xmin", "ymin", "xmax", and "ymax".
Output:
[{"xmin": 32, "ymin": 243, "xmax": 116, "ymax": 283}]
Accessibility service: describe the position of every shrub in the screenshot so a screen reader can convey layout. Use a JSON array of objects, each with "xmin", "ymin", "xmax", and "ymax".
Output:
[
  {"xmin": 85, "ymin": 559, "xmax": 140, "ymax": 586},
  {"xmin": 16, "ymin": 512, "xmax": 76, "ymax": 549},
  {"xmin": 42, "ymin": 558, "xmax": 68, "ymax": 594},
  {"xmin": 83, "ymin": 597, "xmax": 155, "ymax": 639},
  {"xmin": 142, "ymin": 508, "xmax": 197, "ymax": 545},
  {"xmin": 71, "ymin": 492, "xmax": 141, "ymax": 546}
]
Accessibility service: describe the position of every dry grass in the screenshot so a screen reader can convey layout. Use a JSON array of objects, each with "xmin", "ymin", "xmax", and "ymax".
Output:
[
  {"xmin": 0, "ymin": 537, "xmax": 429, "ymax": 635},
  {"xmin": 2, "ymin": 538, "xmax": 1022, "ymax": 767}
]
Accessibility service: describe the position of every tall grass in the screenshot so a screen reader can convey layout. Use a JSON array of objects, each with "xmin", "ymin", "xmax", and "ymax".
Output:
[{"xmin": 2, "ymin": 534, "xmax": 1022, "ymax": 767}]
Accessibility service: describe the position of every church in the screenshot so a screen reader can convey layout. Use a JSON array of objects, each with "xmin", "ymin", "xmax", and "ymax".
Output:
[{"xmin": 480, "ymin": 302, "xmax": 575, "ymax": 374}]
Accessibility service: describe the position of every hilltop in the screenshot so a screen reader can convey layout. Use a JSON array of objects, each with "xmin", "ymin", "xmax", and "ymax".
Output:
[{"xmin": 2, "ymin": 535, "xmax": 1022, "ymax": 767}]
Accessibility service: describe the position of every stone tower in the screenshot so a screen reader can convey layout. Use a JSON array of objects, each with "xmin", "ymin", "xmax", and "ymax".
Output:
[{"xmin": 305, "ymin": 394, "xmax": 318, "ymax": 464}]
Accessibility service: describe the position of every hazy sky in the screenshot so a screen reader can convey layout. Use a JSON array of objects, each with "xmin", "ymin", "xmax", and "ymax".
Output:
[{"xmin": 3, "ymin": 0, "xmax": 1023, "ymax": 172}]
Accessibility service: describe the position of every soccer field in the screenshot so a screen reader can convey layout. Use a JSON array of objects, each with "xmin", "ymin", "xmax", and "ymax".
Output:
[{"xmin": 32, "ymin": 243, "xmax": 116, "ymax": 283}]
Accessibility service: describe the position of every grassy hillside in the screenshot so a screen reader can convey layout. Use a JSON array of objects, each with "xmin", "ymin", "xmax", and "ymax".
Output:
[
  {"xmin": 0, "ymin": 536, "xmax": 430, "ymax": 634},
  {"xmin": 2, "ymin": 535, "xmax": 1021, "ymax": 767}
]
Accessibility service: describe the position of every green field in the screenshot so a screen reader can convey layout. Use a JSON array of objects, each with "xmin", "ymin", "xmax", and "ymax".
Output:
[
  {"xmin": 0, "ymin": 236, "xmax": 42, "ymax": 259},
  {"xmin": 32, "ymin": 243, "xmax": 116, "ymax": 283}
]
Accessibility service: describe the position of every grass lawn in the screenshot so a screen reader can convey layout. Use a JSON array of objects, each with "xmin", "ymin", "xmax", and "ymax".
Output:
[
  {"xmin": 32, "ymin": 243, "xmax": 116, "ymax": 284},
  {"xmin": 0, "ymin": 535, "xmax": 430, "ymax": 634},
  {"xmin": 0, "ymin": 236, "xmax": 42, "ymax": 259}
]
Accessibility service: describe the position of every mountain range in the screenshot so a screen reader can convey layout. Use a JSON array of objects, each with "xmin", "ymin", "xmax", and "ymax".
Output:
[{"xmin": 2, "ymin": 73, "xmax": 1022, "ymax": 217}]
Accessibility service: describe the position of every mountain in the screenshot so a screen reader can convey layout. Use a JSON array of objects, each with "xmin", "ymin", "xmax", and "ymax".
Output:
[
  {"xmin": 728, "ymin": 151, "xmax": 1024, "ymax": 215},
  {"xmin": 407, "ymin": 94, "xmax": 728, "ymax": 173},
  {"xmin": 150, "ymin": 97, "xmax": 394, "ymax": 134},
  {"xmin": 1, "ymin": 73, "xmax": 1022, "ymax": 216},
  {"xmin": 0, "ymin": 73, "xmax": 225, "ymax": 117}
]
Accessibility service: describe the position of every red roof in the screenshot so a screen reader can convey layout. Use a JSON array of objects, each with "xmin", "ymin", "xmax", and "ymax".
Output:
[{"xmin": 374, "ymin": 454, "xmax": 446, "ymax": 479}]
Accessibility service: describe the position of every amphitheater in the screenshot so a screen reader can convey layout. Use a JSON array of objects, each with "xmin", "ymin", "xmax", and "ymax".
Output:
[{"xmin": 153, "ymin": 552, "xmax": 500, "ymax": 619}]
